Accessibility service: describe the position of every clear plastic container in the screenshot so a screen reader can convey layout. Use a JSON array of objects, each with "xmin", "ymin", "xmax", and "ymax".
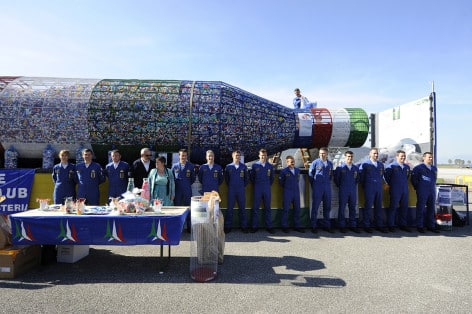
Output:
[{"xmin": 190, "ymin": 195, "xmax": 219, "ymax": 282}]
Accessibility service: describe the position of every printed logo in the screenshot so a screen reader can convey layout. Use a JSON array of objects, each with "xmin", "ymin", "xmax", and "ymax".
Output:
[
  {"xmin": 57, "ymin": 219, "xmax": 80, "ymax": 242},
  {"xmin": 147, "ymin": 219, "xmax": 168, "ymax": 242},
  {"xmin": 104, "ymin": 220, "xmax": 126, "ymax": 242},
  {"xmin": 13, "ymin": 220, "xmax": 35, "ymax": 242}
]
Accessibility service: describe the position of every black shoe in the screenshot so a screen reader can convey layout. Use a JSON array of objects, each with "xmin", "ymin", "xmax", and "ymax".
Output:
[
  {"xmin": 282, "ymin": 228, "xmax": 290, "ymax": 233},
  {"xmin": 417, "ymin": 227, "xmax": 425, "ymax": 233},
  {"xmin": 224, "ymin": 227, "xmax": 232, "ymax": 234},
  {"xmin": 322, "ymin": 227, "xmax": 335, "ymax": 233},
  {"xmin": 266, "ymin": 228, "xmax": 276, "ymax": 234},
  {"xmin": 340, "ymin": 227, "xmax": 347, "ymax": 233},
  {"xmin": 364, "ymin": 227, "xmax": 373, "ymax": 233},
  {"xmin": 250, "ymin": 228, "xmax": 258, "ymax": 233},
  {"xmin": 399, "ymin": 226, "xmax": 411, "ymax": 232},
  {"xmin": 241, "ymin": 228, "xmax": 249, "ymax": 234},
  {"xmin": 294, "ymin": 227, "xmax": 305, "ymax": 233},
  {"xmin": 311, "ymin": 227, "xmax": 318, "ymax": 234},
  {"xmin": 388, "ymin": 227, "xmax": 396, "ymax": 232},
  {"xmin": 376, "ymin": 227, "xmax": 388, "ymax": 233},
  {"xmin": 427, "ymin": 227, "xmax": 440, "ymax": 233},
  {"xmin": 350, "ymin": 227, "xmax": 361, "ymax": 233}
]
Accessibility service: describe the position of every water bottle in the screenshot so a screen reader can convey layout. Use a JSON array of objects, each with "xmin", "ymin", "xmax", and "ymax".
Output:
[
  {"xmin": 42, "ymin": 144, "xmax": 55, "ymax": 169},
  {"xmin": 127, "ymin": 178, "xmax": 135, "ymax": 193}
]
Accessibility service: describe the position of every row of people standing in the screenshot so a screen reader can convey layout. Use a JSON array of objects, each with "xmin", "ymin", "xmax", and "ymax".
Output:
[
  {"xmin": 52, "ymin": 148, "xmax": 106, "ymax": 205},
  {"xmin": 52, "ymin": 147, "xmax": 179, "ymax": 207},
  {"xmin": 226, "ymin": 148, "xmax": 302, "ymax": 235},
  {"xmin": 51, "ymin": 147, "xmax": 222, "ymax": 231},
  {"xmin": 307, "ymin": 147, "xmax": 439, "ymax": 234},
  {"xmin": 51, "ymin": 146, "xmax": 273, "ymax": 234},
  {"xmin": 52, "ymin": 146, "xmax": 439, "ymax": 235},
  {"xmin": 53, "ymin": 148, "xmax": 155, "ymax": 206},
  {"xmin": 53, "ymin": 148, "xmax": 149, "ymax": 206}
]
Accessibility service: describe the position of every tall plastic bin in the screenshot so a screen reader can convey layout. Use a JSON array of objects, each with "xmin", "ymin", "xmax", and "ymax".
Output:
[{"xmin": 190, "ymin": 195, "xmax": 219, "ymax": 282}]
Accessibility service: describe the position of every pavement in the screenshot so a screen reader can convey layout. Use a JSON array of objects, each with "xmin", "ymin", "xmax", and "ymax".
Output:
[{"xmin": 1, "ymin": 219, "xmax": 472, "ymax": 313}]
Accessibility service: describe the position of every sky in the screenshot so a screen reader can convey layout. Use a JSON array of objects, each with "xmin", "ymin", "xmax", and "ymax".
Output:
[{"xmin": 0, "ymin": 0, "xmax": 471, "ymax": 163}]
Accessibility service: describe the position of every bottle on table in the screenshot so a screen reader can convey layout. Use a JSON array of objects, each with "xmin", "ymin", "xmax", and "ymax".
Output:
[
  {"xmin": 127, "ymin": 178, "xmax": 135, "ymax": 193},
  {"xmin": 141, "ymin": 178, "xmax": 150, "ymax": 201}
]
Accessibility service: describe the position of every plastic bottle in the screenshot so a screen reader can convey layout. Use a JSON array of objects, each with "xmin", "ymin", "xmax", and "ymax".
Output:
[
  {"xmin": 127, "ymin": 178, "xmax": 135, "ymax": 192},
  {"xmin": 42, "ymin": 144, "xmax": 55, "ymax": 169},
  {"xmin": 141, "ymin": 178, "xmax": 150, "ymax": 201},
  {"xmin": 4, "ymin": 145, "xmax": 18, "ymax": 169},
  {"xmin": 0, "ymin": 77, "xmax": 371, "ymax": 165},
  {"xmin": 76, "ymin": 144, "xmax": 85, "ymax": 164}
]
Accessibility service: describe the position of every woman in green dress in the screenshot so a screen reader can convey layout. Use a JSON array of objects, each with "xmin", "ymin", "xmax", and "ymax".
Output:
[{"xmin": 148, "ymin": 156, "xmax": 175, "ymax": 206}]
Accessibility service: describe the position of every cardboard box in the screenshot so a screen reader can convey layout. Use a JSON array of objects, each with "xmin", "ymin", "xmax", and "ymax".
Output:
[
  {"xmin": 57, "ymin": 245, "xmax": 90, "ymax": 263},
  {"xmin": 0, "ymin": 245, "xmax": 41, "ymax": 279}
]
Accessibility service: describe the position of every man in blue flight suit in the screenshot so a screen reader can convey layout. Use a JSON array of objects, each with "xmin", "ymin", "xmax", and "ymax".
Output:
[
  {"xmin": 384, "ymin": 149, "xmax": 411, "ymax": 232},
  {"xmin": 411, "ymin": 152, "xmax": 440, "ymax": 233},
  {"xmin": 198, "ymin": 150, "xmax": 224, "ymax": 194},
  {"xmin": 172, "ymin": 148, "xmax": 196, "ymax": 231},
  {"xmin": 104, "ymin": 149, "xmax": 130, "ymax": 199},
  {"xmin": 309, "ymin": 147, "xmax": 334, "ymax": 233},
  {"xmin": 224, "ymin": 150, "xmax": 249, "ymax": 233},
  {"xmin": 52, "ymin": 149, "xmax": 76, "ymax": 204},
  {"xmin": 278, "ymin": 155, "xmax": 304, "ymax": 233},
  {"xmin": 359, "ymin": 147, "xmax": 387, "ymax": 233},
  {"xmin": 75, "ymin": 148, "xmax": 106, "ymax": 205},
  {"xmin": 250, "ymin": 148, "xmax": 275, "ymax": 234},
  {"xmin": 334, "ymin": 150, "xmax": 360, "ymax": 233}
]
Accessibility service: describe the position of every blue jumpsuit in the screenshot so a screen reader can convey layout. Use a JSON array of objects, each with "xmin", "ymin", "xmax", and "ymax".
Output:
[
  {"xmin": 52, "ymin": 163, "xmax": 77, "ymax": 204},
  {"xmin": 334, "ymin": 163, "xmax": 359, "ymax": 228},
  {"xmin": 224, "ymin": 162, "xmax": 249, "ymax": 229},
  {"xmin": 411, "ymin": 163, "xmax": 437, "ymax": 228},
  {"xmin": 172, "ymin": 161, "xmax": 196, "ymax": 206},
  {"xmin": 384, "ymin": 161, "xmax": 411, "ymax": 228},
  {"xmin": 172, "ymin": 161, "xmax": 196, "ymax": 230},
  {"xmin": 309, "ymin": 158, "xmax": 333, "ymax": 228},
  {"xmin": 359, "ymin": 160, "xmax": 385, "ymax": 228},
  {"xmin": 198, "ymin": 163, "xmax": 224, "ymax": 193},
  {"xmin": 278, "ymin": 166, "xmax": 301, "ymax": 228},
  {"xmin": 104, "ymin": 161, "xmax": 130, "ymax": 198},
  {"xmin": 76, "ymin": 162, "xmax": 106, "ymax": 205},
  {"xmin": 250, "ymin": 162, "xmax": 274, "ymax": 229}
]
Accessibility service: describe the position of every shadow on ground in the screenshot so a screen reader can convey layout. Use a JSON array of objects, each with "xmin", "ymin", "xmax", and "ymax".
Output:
[{"xmin": 0, "ymin": 249, "xmax": 345, "ymax": 289}]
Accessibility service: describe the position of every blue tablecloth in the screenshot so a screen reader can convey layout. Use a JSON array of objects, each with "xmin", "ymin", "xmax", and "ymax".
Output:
[{"xmin": 9, "ymin": 207, "xmax": 189, "ymax": 246}]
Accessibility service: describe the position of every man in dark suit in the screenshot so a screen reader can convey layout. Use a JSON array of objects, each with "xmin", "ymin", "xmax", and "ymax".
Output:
[{"xmin": 129, "ymin": 148, "xmax": 153, "ymax": 188}]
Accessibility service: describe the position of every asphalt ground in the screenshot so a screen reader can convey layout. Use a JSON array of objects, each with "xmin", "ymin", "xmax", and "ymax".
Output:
[{"xmin": 1, "ymin": 217, "xmax": 472, "ymax": 314}]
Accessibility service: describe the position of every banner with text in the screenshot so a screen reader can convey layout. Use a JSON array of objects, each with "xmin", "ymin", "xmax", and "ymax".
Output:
[{"xmin": 0, "ymin": 169, "xmax": 35, "ymax": 214}]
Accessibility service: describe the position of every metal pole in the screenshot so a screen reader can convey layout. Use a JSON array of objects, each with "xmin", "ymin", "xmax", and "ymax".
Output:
[{"xmin": 188, "ymin": 81, "xmax": 196, "ymax": 157}]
